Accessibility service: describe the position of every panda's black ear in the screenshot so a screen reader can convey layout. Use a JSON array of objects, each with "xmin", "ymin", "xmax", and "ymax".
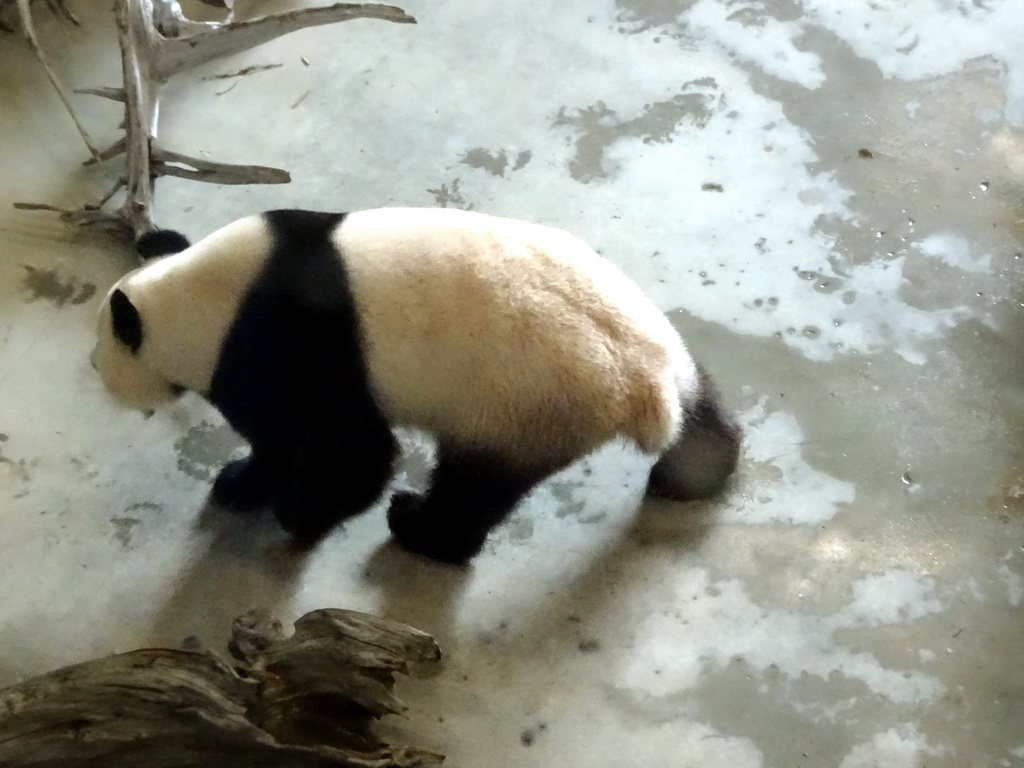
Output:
[
  {"xmin": 110, "ymin": 289, "xmax": 144, "ymax": 354},
  {"xmin": 135, "ymin": 229, "xmax": 190, "ymax": 260}
]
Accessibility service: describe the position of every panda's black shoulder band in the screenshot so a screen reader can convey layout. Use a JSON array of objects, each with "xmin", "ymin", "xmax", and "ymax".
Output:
[{"xmin": 135, "ymin": 229, "xmax": 191, "ymax": 260}]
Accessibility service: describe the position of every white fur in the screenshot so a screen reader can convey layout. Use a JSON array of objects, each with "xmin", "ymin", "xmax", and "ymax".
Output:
[
  {"xmin": 337, "ymin": 208, "xmax": 698, "ymax": 467},
  {"xmin": 93, "ymin": 208, "xmax": 699, "ymax": 468},
  {"xmin": 93, "ymin": 215, "xmax": 273, "ymax": 411}
]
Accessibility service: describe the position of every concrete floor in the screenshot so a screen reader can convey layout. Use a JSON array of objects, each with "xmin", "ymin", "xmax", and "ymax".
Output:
[{"xmin": 1, "ymin": 0, "xmax": 1023, "ymax": 765}]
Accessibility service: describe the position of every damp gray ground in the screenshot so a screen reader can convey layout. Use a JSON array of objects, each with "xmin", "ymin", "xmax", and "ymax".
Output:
[{"xmin": 0, "ymin": 1, "xmax": 1021, "ymax": 766}]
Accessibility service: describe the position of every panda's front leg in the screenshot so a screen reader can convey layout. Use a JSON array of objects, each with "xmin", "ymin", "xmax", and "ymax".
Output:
[
  {"xmin": 212, "ymin": 452, "xmax": 280, "ymax": 512},
  {"xmin": 272, "ymin": 425, "xmax": 398, "ymax": 545}
]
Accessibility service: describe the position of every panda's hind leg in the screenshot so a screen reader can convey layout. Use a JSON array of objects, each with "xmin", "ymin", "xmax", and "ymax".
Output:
[
  {"xmin": 387, "ymin": 444, "xmax": 557, "ymax": 564},
  {"xmin": 647, "ymin": 365, "xmax": 741, "ymax": 501}
]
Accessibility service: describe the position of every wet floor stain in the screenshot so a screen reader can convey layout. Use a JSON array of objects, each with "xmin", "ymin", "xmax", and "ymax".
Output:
[
  {"xmin": 19, "ymin": 265, "xmax": 96, "ymax": 308},
  {"xmin": 68, "ymin": 455, "xmax": 103, "ymax": 484},
  {"xmin": 614, "ymin": 0, "xmax": 698, "ymax": 33},
  {"xmin": 110, "ymin": 516, "xmax": 141, "ymax": 548},
  {"xmin": 427, "ymin": 178, "xmax": 474, "ymax": 210},
  {"xmin": 507, "ymin": 517, "xmax": 534, "ymax": 541},
  {"xmin": 553, "ymin": 78, "xmax": 719, "ymax": 182},
  {"xmin": 0, "ymin": 447, "xmax": 33, "ymax": 499},
  {"xmin": 990, "ymin": 472, "xmax": 1024, "ymax": 524},
  {"xmin": 460, "ymin": 148, "xmax": 532, "ymax": 177},
  {"xmin": 173, "ymin": 422, "xmax": 243, "ymax": 481},
  {"xmin": 125, "ymin": 501, "xmax": 163, "ymax": 515},
  {"xmin": 556, "ymin": 499, "xmax": 587, "ymax": 519},
  {"xmin": 461, "ymin": 148, "xmax": 509, "ymax": 176},
  {"xmin": 520, "ymin": 722, "xmax": 547, "ymax": 747}
]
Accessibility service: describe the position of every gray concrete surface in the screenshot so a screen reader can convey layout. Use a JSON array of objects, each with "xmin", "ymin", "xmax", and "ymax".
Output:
[{"xmin": 1, "ymin": 0, "xmax": 1022, "ymax": 765}]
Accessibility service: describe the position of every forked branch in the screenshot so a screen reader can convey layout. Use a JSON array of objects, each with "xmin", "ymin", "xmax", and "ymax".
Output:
[{"xmin": 14, "ymin": 0, "xmax": 416, "ymax": 242}]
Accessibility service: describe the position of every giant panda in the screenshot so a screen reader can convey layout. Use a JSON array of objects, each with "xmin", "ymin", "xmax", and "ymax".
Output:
[{"xmin": 91, "ymin": 207, "xmax": 740, "ymax": 563}]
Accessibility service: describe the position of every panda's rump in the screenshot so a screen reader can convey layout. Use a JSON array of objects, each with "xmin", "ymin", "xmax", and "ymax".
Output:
[
  {"xmin": 364, "ymin": 310, "xmax": 677, "ymax": 466},
  {"xmin": 336, "ymin": 208, "xmax": 685, "ymax": 465}
]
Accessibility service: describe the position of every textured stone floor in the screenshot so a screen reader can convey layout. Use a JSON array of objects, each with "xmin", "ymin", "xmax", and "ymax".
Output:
[{"xmin": 1, "ymin": 1, "xmax": 1022, "ymax": 765}]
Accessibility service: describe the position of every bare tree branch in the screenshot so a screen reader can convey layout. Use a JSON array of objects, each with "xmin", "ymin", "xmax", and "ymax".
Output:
[
  {"xmin": 153, "ymin": 147, "xmax": 291, "ymax": 185},
  {"xmin": 82, "ymin": 137, "xmax": 128, "ymax": 166},
  {"xmin": 74, "ymin": 85, "xmax": 126, "ymax": 101},
  {"xmin": 96, "ymin": 176, "xmax": 127, "ymax": 206},
  {"xmin": 15, "ymin": 0, "xmax": 100, "ymax": 158},
  {"xmin": 113, "ymin": 0, "xmax": 161, "ymax": 235},
  {"xmin": 15, "ymin": 0, "xmax": 416, "ymax": 244},
  {"xmin": 156, "ymin": 2, "xmax": 415, "ymax": 80}
]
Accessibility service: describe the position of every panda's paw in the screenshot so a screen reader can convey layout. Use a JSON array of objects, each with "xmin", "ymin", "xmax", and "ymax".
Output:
[
  {"xmin": 212, "ymin": 457, "xmax": 274, "ymax": 512},
  {"xmin": 385, "ymin": 491, "xmax": 425, "ymax": 532},
  {"xmin": 386, "ymin": 492, "xmax": 478, "ymax": 565},
  {"xmin": 274, "ymin": 507, "xmax": 336, "ymax": 548}
]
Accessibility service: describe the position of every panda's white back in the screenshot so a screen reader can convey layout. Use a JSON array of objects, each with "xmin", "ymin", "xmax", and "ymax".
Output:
[{"xmin": 334, "ymin": 208, "xmax": 696, "ymax": 467}]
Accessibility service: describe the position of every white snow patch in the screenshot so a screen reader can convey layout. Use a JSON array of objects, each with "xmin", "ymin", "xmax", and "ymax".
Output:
[
  {"xmin": 839, "ymin": 724, "xmax": 945, "ymax": 768},
  {"xmin": 833, "ymin": 255, "xmax": 972, "ymax": 364},
  {"xmin": 834, "ymin": 570, "xmax": 944, "ymax": 628},
  {"xmin": 917, "ymin": 233, "xmax": 993, "ymax": 273},
  {"xmin": 685, "ymin": 0, "xmax": 825, "ymax": 89},
  {"xmin": 997, "ymin": 563, "xmax": 1023, "ymax": 607},
  {"xmin": 621, "ymin": 568, "xmax": 946, "ymax": 706},
  {"xmin": 800, "ymin": 0, "xmax": 1024, "ymax": 125},
  {"xmin": 727, "ymin": 398, "xmax": 855, "ymax": 525}
]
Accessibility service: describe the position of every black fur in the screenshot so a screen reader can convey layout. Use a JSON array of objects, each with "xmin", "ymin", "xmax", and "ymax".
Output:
[
  {"xmin": 207, "ymin": 209, "xmax": 398, "ymax": 544},
  {"xmin": 647, "ymin": 365, "xmax": 741, "ymax": 501},
  {"xmin": 110, "ymin": 288, "xmax": 144, "ymax": 353},
  {"xmin": 136, "ymin": 229, "xmax": 191, "ymax": 260},
  {"xmin": 387, "ymin": 445, "xmax": 567, "ymax": 564}
]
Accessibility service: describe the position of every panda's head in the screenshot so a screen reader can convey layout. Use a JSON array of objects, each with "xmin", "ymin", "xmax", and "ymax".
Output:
[
  {"xmin": 91, "ymin": 284, "xmax": 185, "ymax": 416},
  {"xmin": 90, "ymin": 228, "xmax": 192, "ymax": 416}
]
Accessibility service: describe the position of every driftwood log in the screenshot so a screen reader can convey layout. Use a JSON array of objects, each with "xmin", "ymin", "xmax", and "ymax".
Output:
[
  {"xmin": 0, "ymin": 607, "xmax": 444, "ymax": 766},
  {"xmin": 11, "ymin": 0, "xmax": 416, "ymax": 241}
]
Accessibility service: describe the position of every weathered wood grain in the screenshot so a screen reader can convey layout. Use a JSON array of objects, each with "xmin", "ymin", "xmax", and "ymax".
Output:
[{"xmin": 0, "ymin": 607, "xmax": 444, "ymax": 767}]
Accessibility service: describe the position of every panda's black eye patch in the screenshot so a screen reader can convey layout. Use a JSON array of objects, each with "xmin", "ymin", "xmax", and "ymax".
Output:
[{"xmin": 110, "ymin": 289, "xmax": 144, "ymax": 354}]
